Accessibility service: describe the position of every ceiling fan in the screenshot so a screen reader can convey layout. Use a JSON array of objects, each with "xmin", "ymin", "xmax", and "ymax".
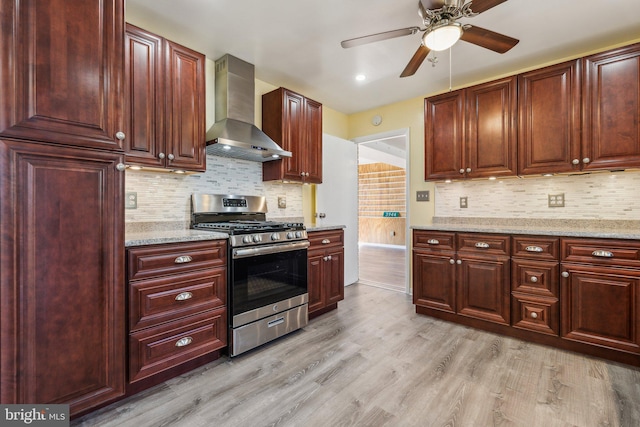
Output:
[{"xmin": 341, "ymin": 0, "xmax": 519, "ymax": 77}]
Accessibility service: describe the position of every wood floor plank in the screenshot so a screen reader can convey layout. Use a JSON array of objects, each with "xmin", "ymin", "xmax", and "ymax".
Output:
[{"xmin": 72, "ymin": 284, "xmax": 640, "ymax": 427}]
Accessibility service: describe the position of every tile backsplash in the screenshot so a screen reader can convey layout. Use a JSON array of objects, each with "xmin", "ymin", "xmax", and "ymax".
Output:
[
  {"xmin": 434, "ymin": 171, "xmax": 640, "ymax": 220},
  {"xmin": 125, "ymin": 154, "xmax": 303, "ymax": 224}
]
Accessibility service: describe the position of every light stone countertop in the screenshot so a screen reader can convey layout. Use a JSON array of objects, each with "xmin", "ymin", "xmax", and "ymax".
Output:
[
  {"xmin": 125, "ymin": 223, "xmax": 228, "ymax": 247},
  {"xmin": 305, "ymin": 223, "xmax": 346, "ymax": 232},
  {"xmin": 412, "ymin": 218, "xmax": 640, "ymax": 240}
]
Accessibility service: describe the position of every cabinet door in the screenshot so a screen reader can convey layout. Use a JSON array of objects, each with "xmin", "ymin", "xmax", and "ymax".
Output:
[
  {"xmin": 164, "ymin": 40, "xmax": 206, "ymax": 172},
  {"xmin": 412, "ymin": 250, "xmax": 456, "ymax": 313},
  {"xmin": 0, "ymin": 0, "xmax": 124, "ymax": 150},
  {"xmin": 307, "ymin": 250, "xmax": 325, "ymax": 314},
  {"xmin": 124, "ymin": 24, "xmax": 165, "ymax": 168},
  {"xmin": 0, "ymin": 139, "xmax": 125, "ymax": 415},
  {"xmin": 583, "ymin": 43, "xmax": 640, "ymax": 171},
  {"xmin": 424, "ymin": 90, "xmax": 465, "ymax": 180},
  {"xmin": 304, "ymin": 98, "xmax": 323, "ymax": 184},
  {"xmin": 466, "ymin": 77, "xmax": 517, "ymax": 178},
  {"xmin": 518, "ymin": 60, "xmax": 582, "ymax": 175},
  {"xmin": 326, "ymin": 248, "xmax": 345, "ymax": 305},
  {"xmin": 281, "ymin": 90, "xmax": 306, "ymax": 181},
  {"xmin": 457, "ymin": 255, "xmax": 510, "ymax": 325},
  {"xmin": 561, "ymin": 263, "xmax": 640, "ymax": 353}
]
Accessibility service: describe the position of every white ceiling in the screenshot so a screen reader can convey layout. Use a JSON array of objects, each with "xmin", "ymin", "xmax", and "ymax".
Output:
[{"xmin": 126, "ymin": 0, "xmax": 640, "ymax": 115}]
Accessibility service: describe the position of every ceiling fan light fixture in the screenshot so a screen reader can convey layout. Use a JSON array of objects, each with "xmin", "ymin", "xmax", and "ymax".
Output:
[{"xmin": 423, "ymin": 22, "xmax": 462, "ymax": 51}]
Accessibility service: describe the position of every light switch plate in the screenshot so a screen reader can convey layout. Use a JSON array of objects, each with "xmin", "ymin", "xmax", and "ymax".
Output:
[
  {"xmin": 416, "ymin": 190, "xmax": 430, "ymax": 202},
  {"xmin": 125, "ymin": 192, "xmax": 137, "ymax": 209}
]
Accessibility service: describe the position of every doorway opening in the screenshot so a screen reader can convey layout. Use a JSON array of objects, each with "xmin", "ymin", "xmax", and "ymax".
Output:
[{"xmin": 354, "ymin": 129, "xmax": 409, "ymax": 293}]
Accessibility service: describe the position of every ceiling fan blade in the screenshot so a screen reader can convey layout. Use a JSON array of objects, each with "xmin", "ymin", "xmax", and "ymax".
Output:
[
  {"xmin": 341, "ymin": 27, "xmax": 420, "ymax": 49},
  {"xmin": 460, "ymin": 25, "xmax": 519, "ymax": 53},
  {"xmin": 400, "ymin": 45, "xmax": 430, "ymax": 78},
  {"xmin": 469, "ymin": 0, "xmax": 509, "ymax": 14}
]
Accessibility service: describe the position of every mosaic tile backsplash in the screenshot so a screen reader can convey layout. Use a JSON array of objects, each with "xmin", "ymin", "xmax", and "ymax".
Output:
[
  {"xmin": 125, "ymin": 154, "xmax": 303, "ymax": 224},
  {"xmin": 434, "ymin": 171, "xmax": 640, "ymax": 220}
]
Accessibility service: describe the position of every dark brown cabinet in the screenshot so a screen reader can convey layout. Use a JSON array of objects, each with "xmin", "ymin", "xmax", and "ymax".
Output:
[
  {"xmin": 0, "ymin": 0, "xmax": 124, "ymax": 151},
  {"xmin": 124, "ymin": 24, "xmax": 206, "ymax": 172},
  {"xmin": 0, "ymin": 140, "xmax": 125, "ymax": 416},
  {"xmin": 582, "ymin": 43, "xmax": 640, "ymax": 171},
  {"xmin": 561, "ymin": 238, "xmax": 640, "ymax": 354},
  {"xmin": 425, "ymin": 77, "xmax": 517, "ymax": 180},
  {"xmin": 0, "ymin": 0, "xmax": 126, "ymax": 418},
  {"xmin": 518, "ymin": 60, "xmax": 582, "ymax": 175},
  {"xmin": 511, "ymin": 236, "xmax": 560, "ymax": 335},
  {"xmin": 262, "ymin": 88, "xmax": 323, "ymax": 183},
  {"xmin": 412, "ymin": 231, "xmax": 456, "ymax": 313},
  {"xmin": 307, "ymin": 229, "xmax": 344, "ymax": 318},
  {"xmin": 126, "ymin": 240, "xmax": 227, "ymax": 390}
]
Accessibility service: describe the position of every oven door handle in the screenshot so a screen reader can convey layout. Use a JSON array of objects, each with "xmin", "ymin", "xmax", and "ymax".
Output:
[{"xmin": 232, "ymin": 241, "xmax": 310, "ymax": 259}]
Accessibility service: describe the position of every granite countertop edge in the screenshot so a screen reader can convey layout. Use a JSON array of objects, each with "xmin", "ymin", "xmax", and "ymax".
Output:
[
  {"xmin": 305, "ymin": 224, "xmax": 346, "ymax": 232},
  {"xmin": 125, "ymin": 230, "xmax": 228, "ymax": 247}
]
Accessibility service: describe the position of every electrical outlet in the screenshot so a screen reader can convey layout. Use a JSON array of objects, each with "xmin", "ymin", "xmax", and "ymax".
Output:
[
  {"xmin": 460, "ymin": 196, "xmax": 468, "ymax": 208},
  {"xmin": 125, "ymin": 192, "xmax": 137, "ymax": 209},
  {"xmin": 548, "ymin": 193, "xmax": 565, "ymax": 207},
  {"xmin": 416, "ymin": 190, "xmax": 430, "ymax": 202},
  {"xmin": 278, "ymin": 196, "xmax": 286, "ymax": 209}
]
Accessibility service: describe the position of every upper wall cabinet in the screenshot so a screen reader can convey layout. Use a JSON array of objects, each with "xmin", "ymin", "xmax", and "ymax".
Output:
[
  {"xmin": 518, "ymin": 60, "xmax": 582, "ymax": 175},
  {"xmin": 0, "ymin": 0, "xmax": 124, "ymax": 151},
  {"xmin": 582, "ymin": 43, "xmax": 640, "ymax": 171},
  {"xmin": 262, "ymin": 88, "xmax": 323, "ymax": 183},
  {"xmin": 124, "ymin": 24, "xmax": 206, "ymax": 172},
  {"xmin": 425, "ymin": 76, "xmax": 517, "ymax": 180}
]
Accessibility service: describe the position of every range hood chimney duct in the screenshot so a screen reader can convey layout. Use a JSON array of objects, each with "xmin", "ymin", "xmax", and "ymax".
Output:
[{"xmin": 206, "ymin": 55, "xmax": 291, "ymax": 162}]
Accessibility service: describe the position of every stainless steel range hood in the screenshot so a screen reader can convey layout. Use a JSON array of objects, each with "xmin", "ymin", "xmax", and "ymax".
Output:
[{"xmin": 206, "ymin": 55, "xmax": 291, "ymax": 162}]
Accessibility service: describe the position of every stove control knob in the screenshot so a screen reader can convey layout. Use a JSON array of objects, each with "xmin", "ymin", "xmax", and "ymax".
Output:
[
  {"xmin": 252, "ymin": 234, "xmax": 262, "ymax": 243},
  {"xmin": 286, "ymin": 232, "xmax": 295, "ymax": 239},
  {"xmin": 271, "ymin": 233, "xmax": 281, "ymax": 241},
  {"xmin": 295, "ymin": 231, "xmax": 303, "ymax": 238},
  {"xmin": 242, "ymin": 236, "xmax": 252, "ymax": 244}
]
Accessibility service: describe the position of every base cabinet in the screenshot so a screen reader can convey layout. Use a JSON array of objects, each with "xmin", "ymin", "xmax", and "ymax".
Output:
[
  {"xmin": 126, "ymin": 240, "xmax": 227, "ymax": 390},
  {"xmin": 307, "ymin": 229, "xmax": 345, "ymax": 318},
  {"xmin": 413, "ymin": 230, "xmax": 640, "ymax": 367}
]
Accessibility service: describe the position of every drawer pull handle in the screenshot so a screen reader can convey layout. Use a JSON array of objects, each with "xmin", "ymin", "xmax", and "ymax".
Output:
[
  {"xmin": 530, "ymin": 276, "xmax": 538, "ymax": 283},
  {"xmin": 592, "ymin": 250, "xmax": 614, "ymax": 258},
  {"xmin": 525, "ymin": 246, "xmax": 543, "ymax": 253},
  {"xmin": 268, "ymin": 317, "xmax": 285, "ymax": 328},
  {"xmin": 322, "ymin": 239, "xmax": 331, "ymax": 244},
  {"xmin": 175, "ymin": 337, "xmax": 193, "ymax": 347},
  {"xmin": 475, "ymin": 242, "xmax": 490, "ymax": 249},
  {"xmin": 427, "ymin": 239, "xmax": 440, "ymax": 245},
  {"xmin": 175, "ymin": 292, "xmax": 193, "ymax": 301},
  {"xmin": 530, "ymin": 312, "xmax": 538, "ymax": 319},
  {"xmin": 174, "ymin": 255, "xmax": 193, "ymax": 264}
]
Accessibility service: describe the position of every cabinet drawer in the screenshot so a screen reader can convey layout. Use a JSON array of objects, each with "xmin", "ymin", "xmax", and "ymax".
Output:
[
  {"xmin": 561, "ymin": 238, "xmax": 640, "ymax": 268},
  {"xmin": 413, "ymin": 231, "xmax": 455, "ymax": 251},
  {"xmin": 308, "ymin": 230, "xmax": 344, "ymax": 250},
  {"xmin": 512, "ymin": 236, "xmax": 559, "ymax": 260},
  {"xmin": 128, "ymin": 240, "xmax": 226, "ymax": 280},
  {"xmin": 129, "ymin": 267, "xmax": 226, "ymax": 332},
  {"xmin": 129, "ymin": 309, "xmax": 227, "ymax": 383},
  {"xmin": 511, "ymin": 293, "xmax": 559, "ymax": 336},
  {"xmin": 457, "ymin": 233, "xmax": 510, "ymax": 256},
  {"xmin": 511, "ymin": 259, "xmax": 559, "ymax": 298}
]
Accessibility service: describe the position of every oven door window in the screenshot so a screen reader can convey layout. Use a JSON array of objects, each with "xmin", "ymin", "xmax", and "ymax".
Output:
[{"xmin": 231, "ymin": 249, "xmax": 307, "ymax": 314}]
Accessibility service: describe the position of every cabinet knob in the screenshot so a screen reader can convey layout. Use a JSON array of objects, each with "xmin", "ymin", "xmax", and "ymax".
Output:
[
  {"xmin": 459, "ymin": 169, "xmax": 465, "ymax": 174},
  {"xmin": 449, "ymin": 259, "xmax": 455, "ymax": 264},
  {"xmin": 572, "ymin": 158, "xmax": 580, "ymax": 165},
  {"xmin": 300, "ymin": 172, "xmax": 305, "ymax": 177},
  {"xmin": 115, "ymin": 131, "xmax": 126, "ymax": 140},
  {"xmin": 561, "ymin": 271, "xmax": 569, "ymax": 278},
  {"xmin": 305, "ymin": 172, "xmax": 310, "ymax": 177},
  {"xmin": 159, "ymin": 152, "xmax": 166, "ymax": 159},
  {"xmin": 582, "ymin": 157, "xmax": 590, "ymax": 164},
  {"xmin": 115, "ymin": 163, "xmax": 126, "ymax": 172},
  {"xmin": 168, "ymin": 153, "xmax": 175, "ymax": 160},
  {"xmin": 530, "ymin": 312, "xmax": 538, "ymax": 319},
  {"xmin": 530, "ymin": 276, "xmax": 538, "ymax": 283},
  {"xmin": 328, "ymin": 255, "xmax": 332, "ymax": 261},
  {"xmin": 466, "ymin": 167, "xmax": 471, "ymax": 173},
  {"xmin": 175, "ymin": 337, "xmax": 193, "ymax": 347},
  {"xmin": 456, "ymin": 260, "xmax": 462, "ymax": 265}
]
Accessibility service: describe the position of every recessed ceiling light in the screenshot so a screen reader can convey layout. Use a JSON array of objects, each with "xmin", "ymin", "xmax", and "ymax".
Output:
[{"xmin": 355, "ymin": 74, "xmax": 366, "ymax": 81}]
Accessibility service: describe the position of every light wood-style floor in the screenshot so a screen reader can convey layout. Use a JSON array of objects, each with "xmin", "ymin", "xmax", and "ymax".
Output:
[
  {"xmin": 358, "ymin": 243, "xmax": 406, "ymax": 292},
  {"xmin": 72, "ymin": 284, "xmax": 640, "ymax": 427}
]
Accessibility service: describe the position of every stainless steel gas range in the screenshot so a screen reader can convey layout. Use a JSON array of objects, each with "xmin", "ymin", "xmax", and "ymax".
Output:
[{"xmin": 191, "ymin": 194, "xmax": 309, "ymax": 356}]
